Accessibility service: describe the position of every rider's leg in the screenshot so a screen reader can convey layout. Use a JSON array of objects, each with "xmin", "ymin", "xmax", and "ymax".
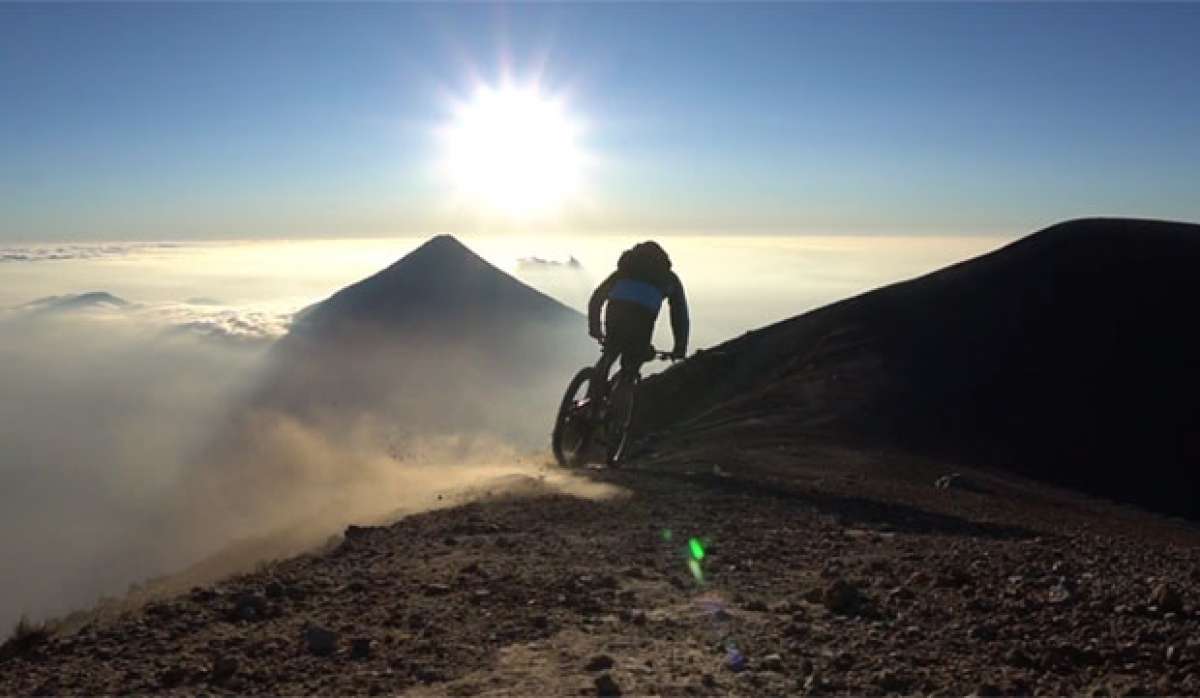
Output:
[
  {"xmin": 590, "ymin": 347, "xmax": 619, "ymax": 404},
  {"xmin": 619, "ymin": 315, "xmax": 656, "ymax": 379}
]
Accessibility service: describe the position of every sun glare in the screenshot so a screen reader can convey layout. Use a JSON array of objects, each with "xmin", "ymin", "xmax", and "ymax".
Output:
[{"xmin": 440, "ymin": 85, "xmax": 585, "ymax": 218}]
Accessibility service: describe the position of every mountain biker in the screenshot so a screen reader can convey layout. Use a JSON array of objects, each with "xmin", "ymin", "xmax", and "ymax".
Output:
[{"xmin": 587, "ymin": 241, "xmax": 689, "ymax": 397}]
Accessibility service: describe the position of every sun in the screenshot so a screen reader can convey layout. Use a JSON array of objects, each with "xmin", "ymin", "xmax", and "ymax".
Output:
[{"xmin": 440, "ymin": 84, "xmax": 585, "ymax": 218}]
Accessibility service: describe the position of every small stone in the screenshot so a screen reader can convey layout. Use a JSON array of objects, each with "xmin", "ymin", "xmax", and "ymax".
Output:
[
  {"xmin": 1150, "ymin": 583, "xmax": 1184, "ymax": 614},
  {"xmin": 304, "ymin": 625, "xmax": 337, "ymax": 656},
  {"xmin": 190, "ymin": 586, "xmax": 217, "ymax": 603},
  {"xmin": 158, "ymin": 666, "xmax": 188, "ymax": 688},
  {"xmin": 822, "ymin": 579, "xmax": 866, "ymax": 615},
  {"xmin": 344, "ymin": 524, "xmax": 371, "ymax": 539},
  {"xmin": 968, "ymin": 682, "xmax": 1002, "ymax": 697},
  {"xmin": 726, "ymin": 650, "xmax": 747, "ymax": 673},
  {"xmin": 585, "ymin": 654, "xmax": 615, "ymax": 672},
  {"xmin": 905, "ymin": 570, "xmax": 931, "ymax": 587},
  {"xmin": 350, "ymin": 637, "xmax": 371, "ymax": 660},
  {"xmin": 935, "ymin": 473, "xmax": 961, "ymax": 489},
  {"xmin": 1004, "ymin": 648, "xmax": 1034, "ymax": 668},
  {"xmin": 210, "ymin": 656, "xmax": 238, "ymax": 684},
  {"xmin": 831, "ymin": 652, "xmax": 855, "ymax": 670},
  {"xmin": 760, "ymin": 653, "xmax": 784, "ymax": 672},
  {"xmin": 232, "ymin": 593, "xmax": 267, "ymax": 622},
  {"xmin": 594, "ymin": 672, "xmax": 622, "ymax": 696},
  {"xmin": 1048, "ymin": 584, "xmax": 1073, "ymax": 605},
  {"xmin": 874, "ymin": 669, "xmax": 908, "ymax": 693},
  {"xmin": 803, "ymin": 670, "xmax": 822, "ymax": 693}
]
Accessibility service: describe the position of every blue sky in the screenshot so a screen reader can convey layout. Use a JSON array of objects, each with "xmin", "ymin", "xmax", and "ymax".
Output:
[{"xmin": 2, "ymin": 2, "xmax": 1198, "ymax": 241}]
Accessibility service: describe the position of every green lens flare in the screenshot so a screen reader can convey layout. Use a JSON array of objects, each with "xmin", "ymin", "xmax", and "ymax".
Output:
[
  {"xmin": 688, "ymin": 558, "xmax": 704, "ymax": 584},
  {"xmin": 688, "ymin": 537, "xmax": 705, "ymax": 561},
  {"xmin": 662, "ymin": 529, "xmax": 673, "ymax": 542}
]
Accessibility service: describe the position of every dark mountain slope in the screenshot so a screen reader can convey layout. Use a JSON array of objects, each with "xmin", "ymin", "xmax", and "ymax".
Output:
[
  {"xmin": 251, "ymin": 234, "xmax": 594, "ymax": 443},
  {"xmin": 639, "ymin": 218, "xmax": 1200, "ymax": 518}
]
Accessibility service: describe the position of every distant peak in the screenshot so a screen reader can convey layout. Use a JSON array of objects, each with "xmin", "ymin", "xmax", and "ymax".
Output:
[
  {"xmin": 24, "ymin": 291, "xmax": 129, "ymax": 314},
  {"xmin": 420, "ymin": 233, "xmax": 468, "ymax": 250}
]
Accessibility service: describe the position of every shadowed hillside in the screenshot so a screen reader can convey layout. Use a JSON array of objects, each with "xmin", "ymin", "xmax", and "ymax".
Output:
[{"xmin": 638, "ymin": 218, "xmax": 1200, "ymax": 518}]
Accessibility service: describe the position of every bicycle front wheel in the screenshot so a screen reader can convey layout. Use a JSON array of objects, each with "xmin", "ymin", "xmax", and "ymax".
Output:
[{"xmin": 552, "ymin": 367, "xmax": 596, "ymax": 467}]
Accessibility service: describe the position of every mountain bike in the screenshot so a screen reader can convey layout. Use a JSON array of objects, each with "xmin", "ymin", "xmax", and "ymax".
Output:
[{"xmin": 552, "ymin": 344, "xmax": 675, "ymax": 468}]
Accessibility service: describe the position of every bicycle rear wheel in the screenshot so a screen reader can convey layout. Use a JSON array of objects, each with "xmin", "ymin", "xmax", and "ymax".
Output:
[
  {"xmin": 605, "ymin": 372, "xmax": 638, "ymax": 466},
  {"xmin": 552, "ymin": 367, "xmax": 597, "ymax": 467}
]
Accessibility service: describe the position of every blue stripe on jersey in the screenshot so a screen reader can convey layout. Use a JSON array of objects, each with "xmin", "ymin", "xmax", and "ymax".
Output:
[{"xmin": 609, "ymin": 278, "xmax": 665, "ymax": 312}]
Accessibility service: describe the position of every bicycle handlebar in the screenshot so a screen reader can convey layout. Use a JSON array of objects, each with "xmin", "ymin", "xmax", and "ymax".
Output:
[{"xmin": 596, "ymin": 338, "xmax": 678, "ymax": 363}]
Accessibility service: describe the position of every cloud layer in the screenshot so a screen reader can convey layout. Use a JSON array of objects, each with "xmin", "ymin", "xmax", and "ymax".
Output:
[{"xmin": 0, "ymin": 242, "xmax": 186, "ymax": 263}]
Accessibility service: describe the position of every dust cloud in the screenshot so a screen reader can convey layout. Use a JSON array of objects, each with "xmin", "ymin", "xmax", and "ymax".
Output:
[{"xmin": 0, "ymin": 306, "xmax": 609, "ymax": 634}]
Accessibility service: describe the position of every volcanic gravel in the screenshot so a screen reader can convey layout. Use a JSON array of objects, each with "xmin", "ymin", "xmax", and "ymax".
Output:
[{"xmin": 3, "ymin": 446, "xmax": 1199, "ymax": 696}]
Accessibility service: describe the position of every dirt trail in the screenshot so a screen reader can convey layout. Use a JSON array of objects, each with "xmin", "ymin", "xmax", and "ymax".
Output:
[{"xmin": 3, "ymin": 446, "xmax": 1199, "ymax": 696}]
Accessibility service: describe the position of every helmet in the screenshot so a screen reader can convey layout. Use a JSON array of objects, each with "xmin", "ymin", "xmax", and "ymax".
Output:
[{"xmin": 618, "ymin": 241, "xmax": 672, "ymax": 281}]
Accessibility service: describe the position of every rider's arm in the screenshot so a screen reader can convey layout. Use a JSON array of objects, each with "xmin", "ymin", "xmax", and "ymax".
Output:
[
  {"xmin": 588, "ymin": 272, "xmax": 618, "ymax": 340},
  {"xmin": 667, "ymin": 273, "xmax": 690, "ymax": 357}
]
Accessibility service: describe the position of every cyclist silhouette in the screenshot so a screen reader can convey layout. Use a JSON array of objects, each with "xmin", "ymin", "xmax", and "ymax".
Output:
[{"xmin": 587, "ymin": 241, "xmax": 689, "ymax": 397}]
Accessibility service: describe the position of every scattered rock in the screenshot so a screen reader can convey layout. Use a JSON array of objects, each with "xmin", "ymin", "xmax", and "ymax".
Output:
[
  {"xmin": 760, "ymin": 653, "xmax": 784, "ymax": 672},
  {"xmin": 304, "ymin": 626, "xmax": 338, "ymax": 657},
  {"xmin": 585, "ymin": 654, "xmax": 615, "ymax": 672},
  {"xmin": 594, "ymin": 672, "xmax": 622, "ymax": 696}
]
